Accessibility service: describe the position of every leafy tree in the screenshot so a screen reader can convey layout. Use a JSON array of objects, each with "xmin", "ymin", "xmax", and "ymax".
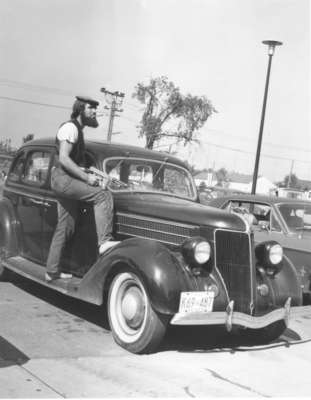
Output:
[
  {"xmin": 23, "ymin": 134, "xmax": 34, "ymax": 144},
  {"xmin": 279, "ymin": 173, "xmax": 301, "ymax": 189},
  {"xmin": 132, "ymin": 76, "xmax": 216, "ymax": 149}
]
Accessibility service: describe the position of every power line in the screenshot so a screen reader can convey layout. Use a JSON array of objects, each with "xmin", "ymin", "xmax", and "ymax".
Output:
[
  {"xmin": 0, "ymin": 79, "xmax": 75, "ymax": 97},
  {"xmin": 0, "ymin": 95, "xmax": 70, "ymax": 110},
  {"xmin": 204, "ymin": 128, "xmax": 311, "ymax": 153},
  {"xmin": 199, "ymin": 140, "xmax": 311, "ymax": 164}
]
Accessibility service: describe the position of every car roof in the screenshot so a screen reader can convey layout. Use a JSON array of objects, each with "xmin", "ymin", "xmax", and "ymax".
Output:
[
  {"xmin": 211, "ymin": 193, "xmax": 311, "ymax": 206},
  {"xmin": 20, "ymin": 137, "xmax": 188, "ymax": 169}
]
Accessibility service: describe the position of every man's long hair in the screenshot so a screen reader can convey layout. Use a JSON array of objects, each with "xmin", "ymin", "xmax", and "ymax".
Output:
[
  {"xmin": 71, "ymin": 100, "xmax": 85, "ymax": 119},
  {"xmin": 71, "ymin": 100, "xmax": 99, "ymax": 127}
]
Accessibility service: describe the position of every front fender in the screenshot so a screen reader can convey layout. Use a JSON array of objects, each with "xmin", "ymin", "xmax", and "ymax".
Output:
[
  {"xmin": 78, "ymin": 238, "xmax": 192, "ymax": 314},
  {"xmin": 283, "ymin": 247, "xmax": 311, "ymax": 294},
  {"xmin": 256, "ymin": 254, "xmax": 302, "ymax": 313},
  {"xmin": 0, "ymin": 198, "xmax": 19, "ymax": 256}
]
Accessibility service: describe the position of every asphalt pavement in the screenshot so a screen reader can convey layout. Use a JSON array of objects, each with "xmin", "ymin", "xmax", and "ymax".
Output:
[{"xmin": 1, "ymin": 274, "xmax": 311, "ymax": 398}]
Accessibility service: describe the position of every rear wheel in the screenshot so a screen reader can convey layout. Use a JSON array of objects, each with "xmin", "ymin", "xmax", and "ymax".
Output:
[{"xmin": 108, "ymin": 271, "xmax": 168, "ymax": 354}]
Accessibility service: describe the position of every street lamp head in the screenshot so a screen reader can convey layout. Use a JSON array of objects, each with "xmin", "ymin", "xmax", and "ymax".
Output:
[{"xmin": 262, "ymin": 40, "xmax": 283, "ymax": 56}]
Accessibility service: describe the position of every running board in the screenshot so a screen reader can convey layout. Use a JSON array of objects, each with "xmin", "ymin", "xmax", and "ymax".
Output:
[{"xmin": 2, "ymin": 256, "xmax": 82, "ymax": 296}]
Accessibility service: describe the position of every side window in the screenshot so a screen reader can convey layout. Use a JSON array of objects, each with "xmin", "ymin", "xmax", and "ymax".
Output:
[
  {"xmin": 7, "ymin": 152, "xmax": 25, "ymax": 183},
  {"xmin": 22, "ymin": 151, "xmax": 51, "ymax": 186}
]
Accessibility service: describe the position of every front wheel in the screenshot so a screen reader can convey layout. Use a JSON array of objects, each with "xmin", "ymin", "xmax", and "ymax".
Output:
[{"xmin": 108, "ymin": 271, "xmax": 168, "ymax": 354}]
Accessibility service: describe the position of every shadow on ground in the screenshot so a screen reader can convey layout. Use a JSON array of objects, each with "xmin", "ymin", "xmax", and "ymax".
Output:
[
  {"xmin": 9, "ymin": 273, "xmax": 109, "ymax": 329},
  {"xmin": 0, "ymin": 336, "xmax": 29, "ymax": 368},
  {"xmin": 7, "ymin": 272, "xmax": 311, "ymax": 355}
]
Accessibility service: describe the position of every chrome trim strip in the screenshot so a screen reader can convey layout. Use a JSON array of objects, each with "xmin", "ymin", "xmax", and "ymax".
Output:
[
  {"xmin": 116, "ymin": 222, "xmax": 191, "ymax": 239},
  {"xmin": 3, "ymin": 187, "xmax": 50, "ymax": 200},
  {"xmin": 116, "ymin": 212, "xmax": 200, "ymax": 246},
  {"xmin": 248, "ymin": 232, "xmax": 255, "ymax": 315},
  {"xmin": 234, "ymin": 212, "xmax": 249, "ymax": 232},
  {"xmin": 116, "ymin": 212, "xmax": 199, "ymax": 230},
  {"xmin": 116, "ymin": 231, "xmax": 180, "ymax": 246}
]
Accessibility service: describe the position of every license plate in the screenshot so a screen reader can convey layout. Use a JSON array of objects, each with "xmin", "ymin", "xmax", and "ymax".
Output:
[{"xmin": 179, "ymin": 291, "xmax": 214, "ymax": 314}]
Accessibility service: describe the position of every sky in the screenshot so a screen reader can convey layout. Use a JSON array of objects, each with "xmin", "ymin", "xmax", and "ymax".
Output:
[{"xmin": 0, "ymin": 0, "xmax": 310, "ymax": 183}]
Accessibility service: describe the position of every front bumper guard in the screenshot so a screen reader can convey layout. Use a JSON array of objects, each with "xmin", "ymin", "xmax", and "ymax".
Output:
[{"xmin": 170, "ymin": 298, "xmax": 306, "ymax": 331}]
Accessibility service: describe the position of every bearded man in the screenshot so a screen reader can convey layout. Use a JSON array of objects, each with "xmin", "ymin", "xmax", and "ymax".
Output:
[{"xmin": 45, "ymin": 96, "xmax": 119, "ymax": 282}]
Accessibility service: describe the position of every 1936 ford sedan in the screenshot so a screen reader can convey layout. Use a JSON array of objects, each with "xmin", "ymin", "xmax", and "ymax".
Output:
[{"xmin": 0, "ymin": 138, "xmax": 303, "ymax": 353}]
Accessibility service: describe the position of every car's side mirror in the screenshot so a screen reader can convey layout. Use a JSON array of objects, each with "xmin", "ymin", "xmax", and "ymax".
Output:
[{"xmin": 258, "ymin": 220, "xmax": 270, "ymax": 231}]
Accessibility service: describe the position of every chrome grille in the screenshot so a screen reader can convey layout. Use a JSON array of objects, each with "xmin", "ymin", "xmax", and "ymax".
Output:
[
  {"xmin": 115, "ymin": 213, "xmax": 199, "ymax": 245},
  {"xmin": 215, "ymin": 230, "xmax": 252, "ymax": 313}
]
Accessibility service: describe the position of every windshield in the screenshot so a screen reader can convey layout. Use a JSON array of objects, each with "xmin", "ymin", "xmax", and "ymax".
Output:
[
  {"xmin": 103, "ymin": 157, "xmax": 196, "ymax": 200},
  {"xmin": 277, "ymin": 203, "xmax": 311, "ymax": 232}
]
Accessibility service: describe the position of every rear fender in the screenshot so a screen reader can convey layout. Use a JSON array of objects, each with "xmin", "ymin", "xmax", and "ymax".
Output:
[
  {"xmin": 79, "ymin": 238, "xmax": 191, "ymax": 314},
  {"xmin": 0, "ymin": 198, "xmax": 19, "ymax": 257}
]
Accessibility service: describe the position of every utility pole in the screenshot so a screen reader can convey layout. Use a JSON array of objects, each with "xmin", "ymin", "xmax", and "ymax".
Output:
[
  {"xmin": 287, "ymin": 160, "xmax": 294, "ymax": 188},
  {"xmin": 100, "ymin": 88, "xmax": 125, "ymax": 142}
]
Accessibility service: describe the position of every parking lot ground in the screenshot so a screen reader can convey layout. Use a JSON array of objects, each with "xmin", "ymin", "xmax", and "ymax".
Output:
[{"xmin": 1, "ymin": 277, "xmax": 311, "ymax": 398}]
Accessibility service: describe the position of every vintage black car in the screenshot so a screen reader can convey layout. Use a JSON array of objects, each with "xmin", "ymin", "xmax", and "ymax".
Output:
[{"xmin": 0, "ymin": 138, "xmax": 304, "ymax": 353}]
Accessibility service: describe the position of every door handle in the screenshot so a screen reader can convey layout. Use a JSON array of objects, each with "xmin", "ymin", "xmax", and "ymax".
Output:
[
  {"xmin": 29, "ymin": 198, "xmax": 45, "ymax": 206},
  {"xmin": 29, "ymin": 198, "xmax": 51, "ymax": 208}
]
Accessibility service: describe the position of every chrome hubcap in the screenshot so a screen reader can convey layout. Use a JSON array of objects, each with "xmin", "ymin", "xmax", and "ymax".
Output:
[{"xmin": 121, "ymin": 286, "xmax": 145, "ymax": 329}]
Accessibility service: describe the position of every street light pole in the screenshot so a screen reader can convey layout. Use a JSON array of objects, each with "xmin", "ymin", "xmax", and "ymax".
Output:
[{"xmin": 251, "ymin": 40, "xmax": 283, "ymax": 195}]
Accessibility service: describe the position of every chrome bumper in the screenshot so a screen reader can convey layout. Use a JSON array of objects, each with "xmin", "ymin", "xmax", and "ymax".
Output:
[{"xmin": 170, "ymin": 298, "xmax": 306, "ymax": 331}]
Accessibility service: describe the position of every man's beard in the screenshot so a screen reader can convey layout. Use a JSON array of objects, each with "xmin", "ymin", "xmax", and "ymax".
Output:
[{"xmin": 81, "ymin": 112, "xmax": 99, "ymax": 128}]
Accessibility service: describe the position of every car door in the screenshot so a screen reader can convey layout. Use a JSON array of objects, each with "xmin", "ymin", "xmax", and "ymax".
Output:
[{"xmin": 5, "ymin": 148, "xmax": 52, "ymax": 264}]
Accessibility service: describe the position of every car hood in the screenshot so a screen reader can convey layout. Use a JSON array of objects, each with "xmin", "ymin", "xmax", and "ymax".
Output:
[
  {"xmin": 114, "ymin": 193, "xmax": 247, "ymax": 231},
  {"xmin": 253, "ymin": 228, "xmax": 311, "ymax": 254}
]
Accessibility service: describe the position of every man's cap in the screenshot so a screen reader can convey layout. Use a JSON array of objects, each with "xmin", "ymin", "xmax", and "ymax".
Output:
[{"xmin": 75, "ymin": 96, "xmax": 99, "ymax": 107}]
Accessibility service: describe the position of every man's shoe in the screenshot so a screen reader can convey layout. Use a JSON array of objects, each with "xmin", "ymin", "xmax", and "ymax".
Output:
[
  {"xmin": 99, "ymin": 241, "xmax": 120, "ymax": 255},
  {"xmin": 45, "ymin": 272, "xmax": 73, "ymax": 282}
]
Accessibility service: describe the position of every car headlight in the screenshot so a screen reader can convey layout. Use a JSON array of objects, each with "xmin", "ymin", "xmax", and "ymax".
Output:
[
  {"xmin": 194, "ymin": 241, "xmax": 211, "ymax": 264},
  {"xmin": 255, "ymin": 241, "xmax": 283, "ymax": 275},
  {"xmin": 182, "ymin": 237, "xmax": 213, "ymax": 271},
  {"xmin": 268, "ymin": 243, "xmax": 283, "ymax": 265}
]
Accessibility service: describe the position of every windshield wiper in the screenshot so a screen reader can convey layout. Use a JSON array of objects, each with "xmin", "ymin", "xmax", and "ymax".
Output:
[{"xmin": 153, "ymin": 157, "xmax": 168, "ymax": 182}]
